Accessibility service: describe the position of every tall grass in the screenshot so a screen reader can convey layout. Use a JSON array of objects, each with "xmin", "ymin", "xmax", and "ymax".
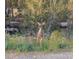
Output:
[{"xmin": 5, "ymin": 30, "xmax": 73, "ymax": 52}]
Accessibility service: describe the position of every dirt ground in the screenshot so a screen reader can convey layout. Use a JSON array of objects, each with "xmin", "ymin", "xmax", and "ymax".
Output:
[{"xmin": 5, "ymin": 52, "xmax": 73, "ymax": 59}]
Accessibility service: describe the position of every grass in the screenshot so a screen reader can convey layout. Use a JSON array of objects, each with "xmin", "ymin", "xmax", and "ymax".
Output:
[{"xmin": 5, "ymin": 30, "xmax": 73, "ymax": 52}]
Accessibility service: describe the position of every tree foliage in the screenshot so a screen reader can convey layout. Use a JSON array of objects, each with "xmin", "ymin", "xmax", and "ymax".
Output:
[{"xmin": 5, "ymin": 0, "xmax": 73, "ymax": 38}]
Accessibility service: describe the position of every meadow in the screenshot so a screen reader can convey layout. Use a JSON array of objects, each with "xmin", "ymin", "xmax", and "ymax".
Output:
[{"xmin": 5, "ymin": 30, "xmax": 73, "ymax": 52}]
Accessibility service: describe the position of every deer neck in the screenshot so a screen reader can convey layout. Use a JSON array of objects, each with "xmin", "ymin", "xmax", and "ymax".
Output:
[{"xmin": 38, "ymin": 27, "xmax": 42, "ymax": 33}]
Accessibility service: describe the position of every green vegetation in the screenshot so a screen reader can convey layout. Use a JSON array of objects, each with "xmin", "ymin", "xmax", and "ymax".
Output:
[
  {"xmin": 5, "ymin": 30, "xmax": 73, "ymax": 52},
  {"xmin": 5, "ymin": 0, "xmax": 73, "ymax": 52},
  {"xmin": 6, "ymin": 0, "xmax": 73, "ymax": 25}
]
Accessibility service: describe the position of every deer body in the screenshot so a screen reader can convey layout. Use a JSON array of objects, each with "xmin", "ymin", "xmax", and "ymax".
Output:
[
  {"xmin": 37, "ymin": 27, "xmax": 43, "ymax": 41},
  {"xmin": 36, "ymin": 22, "xmax": 45, "ymax": 45}
]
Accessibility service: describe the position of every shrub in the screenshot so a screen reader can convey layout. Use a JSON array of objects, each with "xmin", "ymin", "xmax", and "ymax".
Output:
[{"xmin": 48, "ymin": 30, "xmax": 73, "ymax": 51}]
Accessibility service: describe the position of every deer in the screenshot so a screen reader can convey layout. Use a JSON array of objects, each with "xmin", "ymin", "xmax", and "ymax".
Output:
[{"xmin": 36, "ymin": 22, "xmax": 45, "ymax": 45}]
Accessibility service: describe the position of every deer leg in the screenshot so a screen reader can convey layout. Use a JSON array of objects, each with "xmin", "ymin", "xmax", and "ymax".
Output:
[
  {"xmin": 36, "ymin": 37, "xmax": 39, "ymax": 45},
  {"xmin": 39, "ymin": 38, "xmax": 42, "ymax": 46}
]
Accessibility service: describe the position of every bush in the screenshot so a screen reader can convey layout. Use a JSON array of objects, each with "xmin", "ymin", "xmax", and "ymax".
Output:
[{"xmin": 48, "ymin": 30, "xmax": 73, "ymax": 51}]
